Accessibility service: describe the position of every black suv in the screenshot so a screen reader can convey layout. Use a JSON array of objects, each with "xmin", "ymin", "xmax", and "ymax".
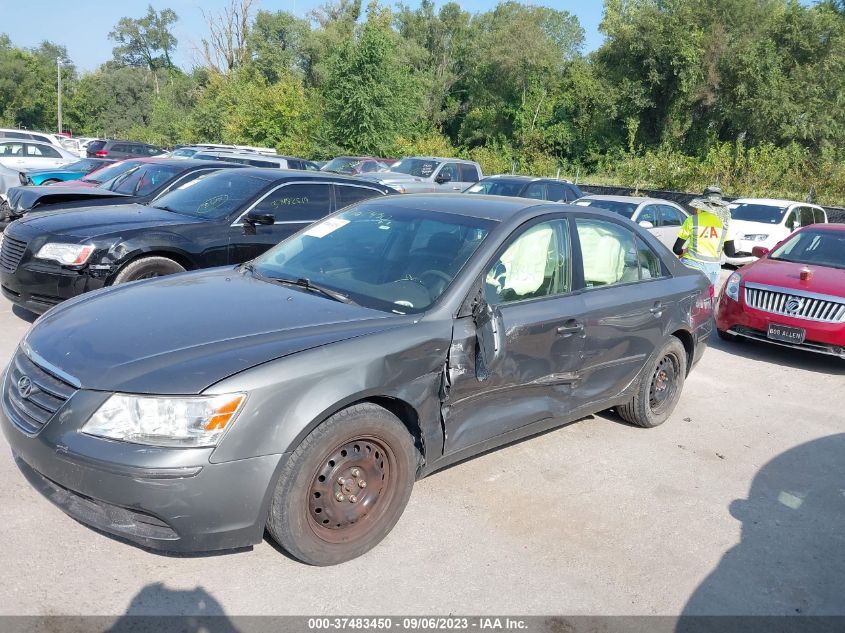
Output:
[
  {"xmin": 0, "ymin": 169, "xmax": 395, "ymax": 313},
  {"xmin": 87, "ymin": 140, "xmax": 165, "ymax": 159}
]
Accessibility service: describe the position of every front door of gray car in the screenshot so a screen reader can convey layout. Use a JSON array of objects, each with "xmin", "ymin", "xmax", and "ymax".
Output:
[
  {"xmin": 443, "ymin": 218, "xmax": 589, "ymax": 454},
  {"xmin": 434, "ymin": 162, "xmax": 466, "ymax": 192}
]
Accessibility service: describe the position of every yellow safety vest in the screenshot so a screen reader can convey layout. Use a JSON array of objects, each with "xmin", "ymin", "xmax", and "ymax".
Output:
[{"xmin": 677, "ymin": 211, "xmax": 731, "ymax": 263}]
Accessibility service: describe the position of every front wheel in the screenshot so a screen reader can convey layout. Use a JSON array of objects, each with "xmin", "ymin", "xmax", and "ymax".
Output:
[
  {"xmin": 266, "ymin": 403, "xmax": 417, "ymax": 565},
  {"xmin": 113, "ymin": 256, "xmax": 185, "ymax": 284},
  {"xmin": 617, "ymin": 337, "xmax": 687, "ymax": 428}
]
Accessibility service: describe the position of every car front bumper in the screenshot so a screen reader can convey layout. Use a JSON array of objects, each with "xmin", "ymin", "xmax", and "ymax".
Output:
[
  {"xmin": 1, "ymin": 363, "xmax": 286, "ymax": 553},
  {"xmin": 1, "ymin": 261, "xmax": 107, "ymax": 314},
  {"xmin": 716, "ymin": 294, "xmax": 845, "ymax": 358}
]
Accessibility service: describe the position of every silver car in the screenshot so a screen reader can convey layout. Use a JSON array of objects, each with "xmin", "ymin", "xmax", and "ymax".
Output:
[
  {"xmin": 365, "ymin": 157, "xmax": 482, "ymax": 193},
  {"xmin": 574, "ymin": 195, "xmax": 690, "ymax": 249},
  {"xmin": 0, "ymin": 140, "xmax": 78, "ymax": 172}
]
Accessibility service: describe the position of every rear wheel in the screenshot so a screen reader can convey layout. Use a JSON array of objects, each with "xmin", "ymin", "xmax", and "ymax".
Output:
[
  {"xmin": 266, "ymin": 403, "xmax": 417, "ymax": 566},
  {"xmin": 618, "ymin": 337, "xmax": 687, "ymax": 428},
  {"xmin": 113, "ymin": 256, "xmax": 185, "ymax": 284}
]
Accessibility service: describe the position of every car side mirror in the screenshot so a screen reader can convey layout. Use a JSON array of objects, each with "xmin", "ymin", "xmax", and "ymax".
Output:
[
  {"xmin": 638, "ymin": 220, "xmax": 654, "ymax": 229},
  {"xmin": 435, "ymin": 172, "xmax": 451, "ymax": 184},
  {"xmin": 751, "ymin": 246, "xmax": 770, "ymax": 258},
  {"xmin": 243, "ymin": 210, "xmax": 275, "ymax": 235}
]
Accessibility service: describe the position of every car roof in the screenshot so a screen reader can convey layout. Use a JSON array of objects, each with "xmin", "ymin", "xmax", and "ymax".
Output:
[
  {"xmin": 217, "ymin": 167, "xmax": 392, "ymax": 185},
  {"xmin": 0, "ymin": 138, "xmax": 60, "ymax": 147},
  {"xmin": 481, "ymin": 174, "xmax": 575, "ymax": 184},
  {"xmin": 402, "ymin": 156, "xmax": 476, "ymax": 164},
  {"xmin": 731, "ymin": 197, "xmax": 821, "ymax": 208},
  {"xmin": 359, "ymin": 193, "xmax": 553, "ymax": 221}
]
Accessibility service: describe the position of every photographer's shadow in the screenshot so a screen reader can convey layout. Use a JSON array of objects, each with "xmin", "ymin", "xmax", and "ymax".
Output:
[
  {"xmin": 682, "ymin": 433, "xmax": 845, "ymax": 616},
  {"xmin": 106, "ymin": 583, "xmax": 240, "ymax": 633}
]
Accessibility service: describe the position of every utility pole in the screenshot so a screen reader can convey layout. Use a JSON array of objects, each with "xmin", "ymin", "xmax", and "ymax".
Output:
[{"xmin": 57, "ymin": 57, "xmax": 63, "ymax": 134}]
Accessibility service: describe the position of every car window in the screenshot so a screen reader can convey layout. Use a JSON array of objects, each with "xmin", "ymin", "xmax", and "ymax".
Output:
[
  {"xmin": 0, "ymin": 143, "xmax": 24, "ymax": 156},
  {"xmin": 546, "ymin": 183, "xmax": 572, "ymax": 202},
  {"xmin": 635, "ymin": 236, "xmax": 664, "ymax": 279},
  {"xmin": 522, "ymin": 182, "xmax": 546, "ymax": 200},
  {"xmin": 638, "ymin": 205, "xmax": 658, "ymax": 225},
  {"xmin": 785, "ymin": 209, "xmax": 799, "ymax": 231},
  {"xmin": 109, "ymin": 163, "xmax": 183, "ymax": 196},
  {"xmin": 658, "ymin": 205, "xmax": 685, "ymax": 226},
  {"xmin": 111, "ymin": 144, "xmax": 129, "ymax": 154},
  {"xmin": 335, "ymin": 185, "xmax": 384, "ymax": 209},
  {"xmin": 459, "ymin": 164, "xmax": 480, "ymax": 182},
  {"xmin": 304, "ymin": 161, "xmax": 321, "ymax": 171},
  {"xmin": 485, "ymin": 219, "xmax": 569, "ymax": 304},
  {"xmin": 245, "ymin": 158, "xmax": 278, "ymax": 168},
  {"xmin": 26, "ymin": 143, "xmax": 61, "ymax": 158},
  {"xmin": 254, "ymin": 183, "xmax": 332, "ymax": 222},
  {"xmin": 439, "ymin": 163, "xmax": 459, "ymax": 182},
  {"xmin": 361, "ymin": 161, "xmax": 379, "ymax": 173},
  {"xmin": 799, "ymin": 207, "xmax": 816, "ymax": 227},
  {"xmin": 576, "ymin": 218, "xmax": 640, "ymax": 287},
  {"xmin": 30, "ymin": 133, "xmax": 51, "ymax": 144},
  {"xmin": 813, "ymin": 208, "xmax": 826, "ymax": 224}
]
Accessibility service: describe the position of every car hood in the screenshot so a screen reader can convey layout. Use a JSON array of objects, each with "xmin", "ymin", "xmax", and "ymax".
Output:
[
  {"xmin": 8, "ymin": 184, "xmax": 128, "ymax": 213},
  {"xmin": 730, "ymin": 219, "xmax": 783, "ymax": 239},
  {"xmin": 741, "ymin": 257, "xmax": 845, "ymax": 297},
  {"xmin": 9, "ymin": 204, "xmax": 203, "ymax": 241},
  {"xmin": 24, "ymin": 268, "xmax": 401, "ymax": 394},
  {"xmin": 25, "ymin": 167, "xmax": 81, "ymax": 177}
]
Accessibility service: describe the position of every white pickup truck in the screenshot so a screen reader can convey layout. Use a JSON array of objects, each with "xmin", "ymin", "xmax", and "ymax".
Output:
[{"xmin": 363, "ymin": 156, "xmax": 482, "ymax": 193}]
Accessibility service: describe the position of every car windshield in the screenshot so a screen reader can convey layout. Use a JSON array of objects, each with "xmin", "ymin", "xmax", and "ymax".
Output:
[
  {"xmin": 253, "ymin": 205, "xmax": 494, "ymax": 313},
  {"xmin": 151, "ymin": 171, "xmax": 269, "ymax": 219},
  {"xmin": 64, "ymin": 159, "xmax": 101, "ymax": 172},
  {"xmin": 465, "ymin": 179, "xmax": 527, "ymax": 197},
  {"xmin": 82, "ymin": 160, "xmax": 140, "ymax": 184},
  {"xmin": 769, "ymin": 229, "xmax": 845, "ymax": 270},
  {"xmin": 575, "ymin": 199, "xmax": 639, "ymax": 219},
  {"xmin": 385, "ymin": 159, "xmax": 440, "ymax": 177},
  {"xmin": 171, "ymin": 148, "xmax": 199, "ymax": 158},
  {"xmin": 730, "ymin": 203, "xmax": 787, "ymax": 224},
  {"xmin": 322, "ymin": 158, "xmax": 362, "ymax": 174}
]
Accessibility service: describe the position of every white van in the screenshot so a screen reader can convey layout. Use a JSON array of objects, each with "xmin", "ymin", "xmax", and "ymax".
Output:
[{"xmin": 725, "ymin": 198, "xmax": 827, "ymax": 265}]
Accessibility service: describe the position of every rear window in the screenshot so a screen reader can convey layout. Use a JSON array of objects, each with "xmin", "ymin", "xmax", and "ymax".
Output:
[
  {"xmin": 88, "ymin": 140, "xmax": 106, "ymax": 152},
  {"xmin": 576, "ymin": 198, "xmax": 639, "ymax": 219}
]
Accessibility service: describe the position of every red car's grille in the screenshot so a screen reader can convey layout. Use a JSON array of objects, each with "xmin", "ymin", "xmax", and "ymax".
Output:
[{"xmin": 745, "ymin": 284, "xmax": 845, "ymax": 324}]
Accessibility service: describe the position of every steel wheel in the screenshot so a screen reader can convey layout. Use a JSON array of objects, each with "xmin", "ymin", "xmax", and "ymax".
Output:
[
  {"xmin": 307, "ymin": 437, "xmax": 397, "ymax": 543},
  {"xmin": 648, "ymin": 352, "xmax": 680, "ymax": 415}
]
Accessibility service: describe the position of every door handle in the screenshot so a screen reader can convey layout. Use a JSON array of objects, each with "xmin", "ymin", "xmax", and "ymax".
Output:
[
  {"xmin": 650, "ymin": 302, "xmax": 665, "ymax": 315},
  {"xmin": 556, "ymin": 320, "xmax": 584, "ymax": 336}
]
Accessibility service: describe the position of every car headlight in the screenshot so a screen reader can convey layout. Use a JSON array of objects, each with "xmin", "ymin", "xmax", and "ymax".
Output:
[
  {"xmin": 82, "ymin": 393, "xmax": 247, "ymax": 447},
  {"xmin": 35, "ymin": 243, "xmax": 95, "ymax": 266},
  {"xmin": 742, "ymin": 234, "xmax": 769, "ymax": 242},
  {"xmin": 724, "ymin": 272, "xmax": 741, "ymax": 301}
]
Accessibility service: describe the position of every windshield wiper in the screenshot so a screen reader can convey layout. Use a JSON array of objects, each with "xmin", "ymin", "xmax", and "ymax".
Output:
[{"xmin": 269, "ymin": 276, "xmax": 356, "ymax": 304}]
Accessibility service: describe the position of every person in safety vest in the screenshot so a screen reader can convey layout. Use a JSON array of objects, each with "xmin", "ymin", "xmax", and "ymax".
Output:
[{"xmin": 673, "ymin": 185, "xmax": 737, "ymax": 286}]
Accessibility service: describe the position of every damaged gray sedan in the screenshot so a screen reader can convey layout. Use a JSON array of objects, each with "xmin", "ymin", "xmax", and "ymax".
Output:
[{"xmin": 1, "ymin": 194, "xmax": 713, "ymax": 565}]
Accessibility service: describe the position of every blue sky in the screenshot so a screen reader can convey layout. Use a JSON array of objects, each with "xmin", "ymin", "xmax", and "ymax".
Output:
[{"xmin": 3, "ymin": 0, "xmax": 606, "ymax": 72}]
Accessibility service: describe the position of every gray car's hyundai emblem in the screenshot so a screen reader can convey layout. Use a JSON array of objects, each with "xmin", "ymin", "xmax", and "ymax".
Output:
[
  {"xmin": 17, "ymin": 375, "xmax": 33, "ymax": 399},
  {"xmin": 784, "ymin": 297, "xmax": 804, "ymax": 315}
]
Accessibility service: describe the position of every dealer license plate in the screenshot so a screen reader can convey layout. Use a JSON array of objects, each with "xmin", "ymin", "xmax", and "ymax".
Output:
[{"xmin": 767, "ymin": 323, "xmax": 806, "ymax": 344}]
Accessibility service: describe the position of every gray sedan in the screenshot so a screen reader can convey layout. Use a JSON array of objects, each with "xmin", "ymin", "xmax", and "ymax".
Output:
[{"xmin": 1, "ymin": 194, "xmax": 713, "ymax": 565}]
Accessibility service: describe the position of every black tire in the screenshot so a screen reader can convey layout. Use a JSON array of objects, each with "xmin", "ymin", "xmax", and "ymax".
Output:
[
  {"xmin": 618, "ymin": 337, "xmax": 687, "ymax": 428},
  {"xmin": 266, "ymin": 403, "xmax": 417, "ymax": 566},
  {"xmin": 112, "ymin": 256, "xmax": 185, "ymax": 284}
]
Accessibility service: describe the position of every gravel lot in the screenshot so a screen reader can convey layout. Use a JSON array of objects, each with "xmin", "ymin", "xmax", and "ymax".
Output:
[{"xmin": 1, "ymin": 271, "xmax": 843, "ymax": 617}]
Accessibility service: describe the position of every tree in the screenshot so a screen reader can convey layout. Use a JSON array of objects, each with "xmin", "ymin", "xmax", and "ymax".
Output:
[
  {"xmin": 320, "ymin": 2, "xmax": 422, "ymax": 154},
  {"xmin": 201, "ymin": 0, "xmax": 254, "ymax": 74},
  {"xmin": 109, "ymin": 5, "xmax": 178, "ymax": 71},
  {"xmin": 248, "ymin": 10, "xmax": 311, "ymax": 82}
]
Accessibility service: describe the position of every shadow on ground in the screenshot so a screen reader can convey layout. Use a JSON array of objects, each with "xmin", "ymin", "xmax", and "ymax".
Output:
[{"xmin": 681, "ymin": 433, "xmax": 845, "ymax": 616}]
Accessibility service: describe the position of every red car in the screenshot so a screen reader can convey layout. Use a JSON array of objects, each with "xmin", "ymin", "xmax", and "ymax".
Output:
[{"xmin": 716, "ymin": 224, "xmax": 845, "ymax": 359}]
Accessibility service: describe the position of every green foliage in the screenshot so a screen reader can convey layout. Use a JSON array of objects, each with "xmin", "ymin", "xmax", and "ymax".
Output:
[{"xmin": 3, "ymin": 1, "xmax": 845, "ymax": 204}]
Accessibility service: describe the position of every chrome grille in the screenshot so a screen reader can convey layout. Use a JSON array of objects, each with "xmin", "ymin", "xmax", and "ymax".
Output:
[
  {"xmin": 745, "ymin": 285, "xmax": 845, "ymax": 324},
  {"xmin": 0, "ymin": 235, "xmax": 27, "ymax": 274},
  {"xmin": 4, "ymin": 350, "xmax": 76, "ymax": 434}
]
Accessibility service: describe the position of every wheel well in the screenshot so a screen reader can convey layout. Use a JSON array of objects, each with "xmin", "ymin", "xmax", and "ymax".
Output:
[
  {"xmin": 671, "ymin": 329, "xmax": 694, "ymax": 374},
  {"xmin": 110, "ymin": 251, "xmax": 195, "ymax": 283},
  {"xmin": 357, "ymin": 396, "xmax": 425, "ymax": 465}
]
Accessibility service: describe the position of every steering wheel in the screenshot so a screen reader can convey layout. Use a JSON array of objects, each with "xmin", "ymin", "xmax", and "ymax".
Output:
[{"xmin": 417, "ymin": 270, "xmax": 452, "ymax": 287}]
